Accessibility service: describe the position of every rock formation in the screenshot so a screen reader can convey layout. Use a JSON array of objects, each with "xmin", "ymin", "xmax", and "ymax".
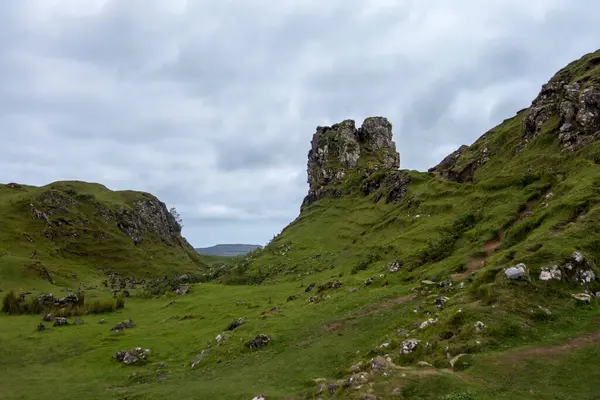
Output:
[
  {"xmin": 303, "ymin": 117, "xmax": 405, "ymax": 206},
  {"xmin": 523, "ymin": 81, "xmax": 600, "ymax": 151}
]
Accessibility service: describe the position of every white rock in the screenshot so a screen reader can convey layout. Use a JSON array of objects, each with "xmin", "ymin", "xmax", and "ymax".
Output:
[
  {"xmin": 252, "ymin": 396, "xmax": 266, "ymax": 400},
  {"xmin": 572, "ymin": 252, "xmax": 586, "ymax": 264},
  {"xmin": 419, "ymin": 318, "xmax": 438, "ymax": 329},
  {"xmin": 505, "ymin": 263, "xmax": 528, "ymax": 280},
  {"xmin": 539, "ymin": 265, "xmax": 562, "ymax": 281},
  {"xmin": 572, "ymin": 293, "xmax": 592, "ymax": 303},
  {"xmin": 400, "ymin": 339, "xmax": 420, "ymax": 354},
  {"xmin": 474, "ymin": 321, "xmax": 486, "ymax": 331}
]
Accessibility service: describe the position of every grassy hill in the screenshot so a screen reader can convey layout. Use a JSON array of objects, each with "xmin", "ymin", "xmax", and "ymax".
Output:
[
  {"xmin": 0, "ymin": 180, "xmax": 206, "ymax": 292},
  {"xmin": 2, "ymin": 50, "xmax": 600, "ymax": 400}
]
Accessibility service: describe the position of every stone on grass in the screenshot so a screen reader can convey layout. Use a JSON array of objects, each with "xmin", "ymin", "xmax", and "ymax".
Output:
[
  {"xmin": 572, "ymin": 293, "xmax": 592, "ymax": 303},
  {"xmin": 252, "ymin": 396, "xmax": 266, "ymax": 400},
  {"xmin": 173, "ymin": 284, "xmax": 189, "ymax": 295},
  {"xmin": 42, "ymin": 313, "xmax": 54, "ymax": 322},
  {"xmin": 227, "ymin": 317, "xmax": 244, "ymax": 331},
  {"xmin": 246, "ymin": 334, "xmax": 271, "ymax": 349},
  {"xmin": 370, "ymin": 356, "xmax": 393, "ymax": 373},
  {"xmin": 111, "ymin": 319, "xmax": 135, "ymax": 332},
  {"xmin": 419, "ymin": 318, "xmax": 438, "ymax": 329},
  {"xmin": 572, "ymin": 251, "xmax": 586, "ymax": 264},
  {"xmin": 113, "ymin": 347, "xmax": 150, "ymax": 365},
  {"xmin": 53, "ymin": 317, "xmax": 68, "ymax": 326},
  {"xmin": 504, "ymin": 263, "xmax": 528, "ymax": 280},
  {"xmin": 417, "ymin": 361, "xmax": 431, "ymax": 368},
  {"xmin": 435, "ymin": 297, "xmax": 450, "ymax": 309},
  {"xmin": 575, "ymin": 269, "xmax": 596, "ymax": 285},
  {"xmin": 474, "ymin": 321, "xmax": 486, "ymax": 331},
  {"xmin": 36, "ymin": 323, "xmax": 46, "ymax": 331},
  {"xmin": 400, "ymin": 339, "xmax": 420, "ymax": 354},
  {"xmin": 539, "ymin": 265, "xmax": 562, "ymax": 281}
]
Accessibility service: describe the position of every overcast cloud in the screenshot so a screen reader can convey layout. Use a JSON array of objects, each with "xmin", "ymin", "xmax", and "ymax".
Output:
[{"xmin": 1, "ymin": 0, "xmax": 599, "ymax": 247}]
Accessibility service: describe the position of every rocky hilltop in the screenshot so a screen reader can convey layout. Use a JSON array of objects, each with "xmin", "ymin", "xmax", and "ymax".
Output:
[{"xmin": 304, "ymin": 116, "xmax": 409, "ymax": 206}]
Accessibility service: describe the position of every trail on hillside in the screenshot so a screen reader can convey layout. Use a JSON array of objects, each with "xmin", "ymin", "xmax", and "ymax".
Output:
[{"xmin": 452, "ymin": 232, "xmax": 504, "ymax": 281}]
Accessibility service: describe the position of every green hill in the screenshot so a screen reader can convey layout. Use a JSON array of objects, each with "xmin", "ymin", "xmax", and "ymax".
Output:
[
  {"xmin": 2, "ymin": 49, "xmax": 600, "ymax": 400},
  {"xmin": 0, "ymin": 180, "xmax": 205, "ymax": 291},
  {"xmin": 195, "ymin": 244, "xmax": 263, "ymax": 257}
]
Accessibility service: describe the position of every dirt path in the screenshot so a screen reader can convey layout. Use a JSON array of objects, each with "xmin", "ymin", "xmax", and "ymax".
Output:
[
  {"xmin": 452, "ymin": 231, "xmax": 504, "ymax": 281},
  {"xmin": 504, "ymin": 327, "xmax": 600, "ymax": 359}
]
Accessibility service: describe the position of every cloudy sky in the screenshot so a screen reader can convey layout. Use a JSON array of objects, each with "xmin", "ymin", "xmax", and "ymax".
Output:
[{"xmin": 1, "ymin": 1, "xmax": 599, "ymax": 247}]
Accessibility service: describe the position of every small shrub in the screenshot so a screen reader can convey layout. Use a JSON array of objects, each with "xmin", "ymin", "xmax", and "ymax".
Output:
[{"xmin": 2, "ymin": 291, "xmax": 20, "ymax": 315}]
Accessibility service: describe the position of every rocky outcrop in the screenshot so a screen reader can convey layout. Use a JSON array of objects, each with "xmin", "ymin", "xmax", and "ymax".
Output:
[
  {"xmin": 523, "ymin": 81, "xmax": 600, "ymax": 151},
  {"xmin": 428, "ymin": 143, "xmax": 491, "ymax": 183},
  {"xmin": 116, "ymin": 196, "xmax": 182, "ymax": 246},
  {"xmin": 303, "ymin": 117, "xmax": 403, "ymax": 206}
]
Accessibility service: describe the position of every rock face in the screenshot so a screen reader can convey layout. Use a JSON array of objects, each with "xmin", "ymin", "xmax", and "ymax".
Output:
[
  {"xmin": 523, "ymin": 80, "xmax": 600, "ymax": 151},
  {"xmin": 116, "ymin": 196, "xmax": 182, "ymax": 246},
  {"xmin": 303, "ymin": 117, "xmax": 402, "ymax": 206}
]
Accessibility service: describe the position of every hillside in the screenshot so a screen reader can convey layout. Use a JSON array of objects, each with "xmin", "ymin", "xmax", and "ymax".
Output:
[
  {"xmin": 0, "ymin": 180, "xmax": 206, "ymax": 291},
  {"xmin": 2, "ymin": 49, "xmax": 600, "ymax": 400},
  {"xmin": 196, "ymin": 244, "xmax": 263, "ymax": 257}
]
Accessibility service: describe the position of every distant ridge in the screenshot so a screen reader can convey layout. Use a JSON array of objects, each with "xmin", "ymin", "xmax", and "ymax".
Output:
[{"xmin": 195, "ymin": 244, "xmax": 262, "ymax": 257}]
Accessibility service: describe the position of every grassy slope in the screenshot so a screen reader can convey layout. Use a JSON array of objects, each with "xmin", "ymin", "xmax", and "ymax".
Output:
[
  {"xmin": 2, "ymin": 50, "xmax": 600, "ymax": 400},
  {"xmin": 0, "ymin": 180, "xmax": 205, "ymax": 291}
]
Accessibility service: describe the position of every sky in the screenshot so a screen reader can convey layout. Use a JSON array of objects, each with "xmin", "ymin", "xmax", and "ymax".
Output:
[{"xmin": 1, "ymin": 1, "xmax": 599, "ymax": 247}]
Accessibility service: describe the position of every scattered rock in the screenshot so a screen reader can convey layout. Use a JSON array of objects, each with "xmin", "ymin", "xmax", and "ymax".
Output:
[
  {"xmin": 416, "ymin": 361, "xmax": 431, "ymax": 368},
  {"xmin": 572, "ymin": 293, "xmax": 592, "ymax": 303},
  {"xmin": 328, "ymin": 384, "xmax": 339, "ymax": 395},
  {"xmin": 504, "ymin": 263, "xmax": 528, "ymax": 280},
  {"xmin": 286, "ymin": 295, "xmax": 297, "ymax": 302},
  {"xmin": 42, "ymin": 313, "xmax": 54, "ymax": 322},
  {"xmin": 53, "ymin": 317, "xmax": 68, "ymax": 327},
  {"xmin": 318, "ymin": 280, "xmax": 343, "ymax": 292},
  {"xmin": 435, "ymin": 297, "xmax": 450, "ymax": 309},
  {"xmin": 173, "ymin": 284, "xmax": 189, "ymax": 296},
  {"xmin": 387, "ymin": 261, "xmax": 402, "ymax": 273},
  {"xmin": 216, "ymin": 334, "xmax": 228, "ymax": 344},
  {"xmin": 190, "ymin": 349, "xmax": 210, "ymax": 368},
  {"xmin": 36, "ymin": 323, "xmax": 46, "ymax": 331},
  {"xmin": 346, "ymin": 372, "xmax": 370, "ymax": 388},
  {"xmin": 370, "ymin": 356, "xmax": 393, "ymax": 373},
  {"xmin": 227, "ymin": 318, "xmax": 245, "ymax": 331},
  {"xmin": 572, "ymin": 251, "xmax": 586, "ymax": 264},
  {"xmin": 246, "ymin": 334, "xmax": 271, "ymax": 349},
  {"xmin": 252, "ymin": 396, "xmax": 266, "ymax": 400},
  {"xmin": 474, "ymin": 321, "xmax": 486, "ymax": 331},
  {"xmin": 419, "ymin": 318, "xmax": 438, "ymax": 329},
  {"xmin": 540, "ymin": 265, "xmax": 562, "ymax": 281},
  {"xmin": 400, "ymin": 339, "xmax": 420, "ymax": 354},
  {"xmin": 114, "ymin": 348, "xmax": 150, "ymax": 365},
  {"xmin": 98, "ymin": 319, "xmax": 107, "ymax": 324},
  {"xmin": 111, "ymin": 319, "xmax": 135, "ymax": 332},
  {"xmin": 575, "ymin": 269, "xmax": 596, "ymax": 285},
  {"xmin": 364, "ymin": 277, "xmax": 376, "ymax": 287},
  {"xmin": 304, "ymin": 283, "xmax": 316, "ymax": 293},
  {"xmin": 349, "ymin": 361, "xmax": 364, "ymax": 373}
]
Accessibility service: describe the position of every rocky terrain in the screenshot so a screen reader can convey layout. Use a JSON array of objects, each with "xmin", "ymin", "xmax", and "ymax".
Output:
[{"xmin": 2, "ymin": 49, "xmax": 600, "ymax": 400}]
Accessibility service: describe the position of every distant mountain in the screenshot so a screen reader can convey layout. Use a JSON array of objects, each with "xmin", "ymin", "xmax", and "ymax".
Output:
[{"xmin": 195, "ymin": 244, "xmax": 262, "ymax": 257}]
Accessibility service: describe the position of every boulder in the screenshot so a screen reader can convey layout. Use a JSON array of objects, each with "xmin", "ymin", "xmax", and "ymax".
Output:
[
  {"xmin": 53, "ymin": 317, "xmax": 68, "ymax": 327},
  {"xmin": 370, "ymin": 356, "xmax": 393, "ymax": 373},
  {"xmin": 227, "ymin": 317, "xmax": 244, "ymax": 331},
  {"xmin": 539, "ymin": 265, "xmax": 562, "ymax": 281},
  {"xmin": 505, "ymin": 264, "xmax": 528, "ymax": 280},
  {"xmin": 245, "ymin": 334, "xmax": 271, "ymax": 349},
  {"xmin": 572, "ymin": 293, "xmax": 592, "ymax": 303},
  {"xmin": 387, "ymin": 261, "xmax": 402, "ymax": 273},
  {"xmin": 111, "ymin": 319, "xmax": 135, "ymax": 332},
  {"xmin": 400, "ymin": 339, "xmax": 420, "ymax": 354},
  {"xmin": 435, "ymin": 297, "xmax": 450, "ymax": 309},
  {"xmin": 173, "ymin": 284, "xmax": 189, "ymax": 295},
  {"xmin": 417, "ymin": 361, "xmax": 431, "ymax": 368},
  {"xmin": 304, "ymin": 283, "xmax": 316, "ymax": 293},
  {"xmin": 252, "ymin": 396, "xmax": 266, "ymax": 400},
  {"xmin": 113, "ymin": 347, "xmax": 150, "ymax": 365},
  {"xmin": 419, "ymin": 318, "xmax": 438, "ymax": 329},
  {"xmin": 42, "ymin": 313, "xmax": 54, "ymax": 322},
  {"xmin": 474, "ymin": 321, "xmax": 486, "ymax": 331}
]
